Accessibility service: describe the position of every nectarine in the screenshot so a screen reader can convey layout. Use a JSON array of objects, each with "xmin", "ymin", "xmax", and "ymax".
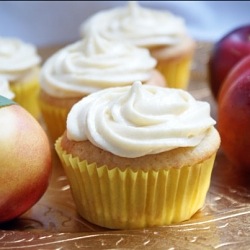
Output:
[
  {"xmin": 208, "ymin": 25, "xmax": 250, "ymax": 100},
  {"xmin": 0, "ymin": 96, "xmax": 52, "ymax": 223},
  {"xmin": 218, "ymin": 55, "xmax": 250, "ymax": 172}
]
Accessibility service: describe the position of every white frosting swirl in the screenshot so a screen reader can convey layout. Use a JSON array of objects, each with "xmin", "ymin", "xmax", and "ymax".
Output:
[
  {"xmin": 67, "ymin": 82, "xmax": 216, "ymax": 158},
  {"xmin": 40, "ymin": 33, "xmax": 157, "ymax": 98},
  {"xmin": 0, "ymin": 37, "xmax": 41, "ymax": 81},
  {"xmin": 0, "ymin": 78, "xmax": 15, "ymax": 100},
  {"xmin": 81, "ymin": 1, "xmax": 187, "ymax": 48}
]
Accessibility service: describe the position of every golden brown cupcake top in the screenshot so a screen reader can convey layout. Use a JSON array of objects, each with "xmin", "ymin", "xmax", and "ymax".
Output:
[{"xmin": 60, "ymin": 126, "xmax": 220, "ymax": 171}]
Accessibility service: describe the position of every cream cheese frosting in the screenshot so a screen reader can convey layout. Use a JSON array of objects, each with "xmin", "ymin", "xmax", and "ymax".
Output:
[
  {"xmin": 0, "ymin": 37, "xmax": 41, "ymax": 81},
  {"xmin": 40, "ymin": 32, "xmax": 157, "ymax": 98},
  {"xmin": 67, "ymin": 81, "xmax": 216, "ymax": 158},
  {"xmin": 0, "ymin": 78, "xmax": 15, "ymax": 100},
  {"xmin": 80, "ymin": 1, "xmax": 188, "ymax": 48}
]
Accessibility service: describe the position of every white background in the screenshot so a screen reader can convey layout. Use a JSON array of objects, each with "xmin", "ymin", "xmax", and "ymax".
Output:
[{"xmin": 1, "ymin": 1, "xmax": 250, "ymax": 47}]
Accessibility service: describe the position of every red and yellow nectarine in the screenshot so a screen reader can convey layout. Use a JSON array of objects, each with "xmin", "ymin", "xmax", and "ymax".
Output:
[
  {"xmin": 208, "ymin": 25, "xmax": 250, "ymax": 100},
  {"xmin": 0, "ymin": 96, "xmax": 52, "ymax": 223},
  {"xmin": 218, "ymin": 55, "xmax": 250, "ymax": 172}
]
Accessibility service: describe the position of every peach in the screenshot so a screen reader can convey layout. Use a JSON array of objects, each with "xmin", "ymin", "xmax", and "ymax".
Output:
[{"xmin": 0, "ymin": 96, "xmax": 52, "ymax": 223}]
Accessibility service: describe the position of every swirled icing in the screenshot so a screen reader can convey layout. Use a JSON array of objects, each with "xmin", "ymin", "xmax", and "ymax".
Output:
[
  {"xmin": 67, "ymin": 81, "xmax": 216, "ymax": 158},
  {"xmin": 81, "ymin": 1, "xmax": 187, "ymax": 48},
  {"xmin": 0, "ymin": 78, "xmax": 15, "ymax": 100},
  {"xmin": 0, "ymin": 37, "xmax": 41, "ymax": 81},
  {"xmin": 40, "ymin": 32, "xmax": 157, "ymax": 98}
]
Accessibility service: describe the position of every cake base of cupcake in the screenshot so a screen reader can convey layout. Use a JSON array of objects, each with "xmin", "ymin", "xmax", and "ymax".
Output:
[
  {"xmin": 39, "ymin": 90, "xmax": 83, "ymax": 142},
  {"xmin": 39, "ymin": 100, "xmax": 69, "ymax": 142},
  {"xmin": 55, "ymin": 137, "xmax": 216, "ymax": 229}
]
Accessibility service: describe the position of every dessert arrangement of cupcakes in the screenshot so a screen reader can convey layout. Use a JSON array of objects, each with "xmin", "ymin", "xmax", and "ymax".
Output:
[
  {"xmin": 39, "ymin": 30, "xmax": 165, "ymax": 141},
  {"xmin": 4, "ymin": 0, "xmax": 242, "ymax": 231},
  {"xmin": 55, "ymin": 81, "xmax": 220, "ymax": 229},
  {"xmin": 0, "ymin": 37, "xmax": 41, "ymax": 119},
  {"xmin": 80, "ymin": 1, "xmax": 196, "ymax": 89}
]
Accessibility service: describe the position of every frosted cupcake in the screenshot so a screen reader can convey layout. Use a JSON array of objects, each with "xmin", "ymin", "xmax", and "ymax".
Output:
[
  {"xmin": 80, "ymin": 1, "xmax": 196, "ymax": 89},
  {"xmin": 55, "ymin": 81, "xmax": 220, "ymax": 229},
  {"xmin": 39, "ymin": 32, "xmax": 165, "ymax": 141},
  {"xmin": 0, "ymin": 37, "xmax": 41, "ymax": 118}
]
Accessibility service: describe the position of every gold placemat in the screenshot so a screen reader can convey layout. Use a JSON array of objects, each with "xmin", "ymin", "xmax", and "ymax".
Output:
[{"xmin": 1, "ymin": 42, "xmax": 250, "ymax": 250}]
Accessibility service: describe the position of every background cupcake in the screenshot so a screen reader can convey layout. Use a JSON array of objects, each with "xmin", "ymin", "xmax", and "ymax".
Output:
[
  {"xmin": 55, "ymin": 81, "xmax": 220, "ymax": 229},
  {"xmin": 0, "ymin": 37, "xmax": 41, "ymax": 118},
  {"xmin": 0, "ymin": 78, "xmax": 15, "ymax": 100},
  {"xmin": 80, "ymin": 1, "xmax": 196, "ymax": 89},
  {"xmin": 39, "ymin": 31, "xmax": 165, "ymax": 142}
]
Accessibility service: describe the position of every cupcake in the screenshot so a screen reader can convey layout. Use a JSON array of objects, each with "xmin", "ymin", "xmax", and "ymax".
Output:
[
  {"xmin": 80, "ymin": 1, "xmax": 196, "ymax": 89},
  {"xmin": 55, "ymin": 81, "xmax": 220, "ymax": 229},
  {"xmin": 0, "ymin": 37, "xmax": 41, "ymax": 118},
  {"xmin": 39, "ymin": 31, "xmax": 165, "ymax": 141},
  {"xmin": 0, "ymin": 78, "xmax": 15, "ymax": 100}
]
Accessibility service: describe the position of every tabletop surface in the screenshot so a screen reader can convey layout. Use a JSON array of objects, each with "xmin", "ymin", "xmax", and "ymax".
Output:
[{"xmin": 0, "ymin": 42, "xmax": 250, "ymax": 250}]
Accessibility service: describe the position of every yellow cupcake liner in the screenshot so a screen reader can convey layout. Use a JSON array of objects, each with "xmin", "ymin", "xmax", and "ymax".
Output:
[
  {"xmin": 55, "ymin": 137, "xmax": 216, "ymax": 229},
  {"xmin": 10, "ymin": 80, "xmax": 41, "ymax": 119},
  {"xmin": 39, "ymin": 100, "xmax": 70, "ymax": 142},
  {"xmin": 156, "ymin": 55, "xmax": 193, "ymax": 89}
]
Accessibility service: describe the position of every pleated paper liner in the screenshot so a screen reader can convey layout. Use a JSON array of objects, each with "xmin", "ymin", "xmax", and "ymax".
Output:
[
  {"xmin": 156, "ymin": 54, "xmax": 193, "ymax": 89},
  {"xmin": 10, "ymin": 80, "xmax": 41, "ymax": 119},
  {"xmin": 55, "ymin": 137, "xmax": 216, "ymax": 230},
  {"xmin": 39, "ymin": 100, "xmax": 70, "ymax": 143}
]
